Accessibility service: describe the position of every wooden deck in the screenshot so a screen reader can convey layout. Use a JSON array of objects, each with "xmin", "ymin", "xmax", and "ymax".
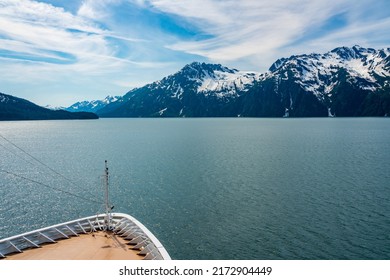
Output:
[{"xmin": 4, "ymin": 231, "xmax": 144, "ymax": 260}]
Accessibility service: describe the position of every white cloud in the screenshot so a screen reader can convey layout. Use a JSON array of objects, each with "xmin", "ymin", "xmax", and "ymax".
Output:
[
  {"xmin": 136, "ymin": 0, "xmax": 390, "ymax": 70},
  {"xmin": 310, "ymin": 17, "xmax": 390, "ymax": 49},
  {"xmin": 0, "ymin": 0, "xmax": 112, "ymax": 71},
  {"xmin": 148, "ymin": 0, "xmax": 232, "ymax": 26},
  {"xmin": 0, "ymin": 0, "xmax": 176, "ymax": 106},
  {"xmin": 78, "ymin": 0, "xmax": 122, "ymax": 20},
  {"xmin": 0, "ymin": 0, "xmax": 100, "ymax": 33},
  {"xmin": 1, "ymin": 0, "xmax": 389, "ymax": 105},
  {"xmin": 0, "ymin": 0, "xmax": 168, "ymax": 79}
]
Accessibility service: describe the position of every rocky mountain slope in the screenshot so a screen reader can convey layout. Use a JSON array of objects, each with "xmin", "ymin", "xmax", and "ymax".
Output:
[
  {"xmin": 77, "ymin": 45, "xmax": 390, "ymax": 118},
  {"xmin": 263, "ymin": 46, "xmax": 390, "ymax": 117},
  {"xmin": 97, "ymin": 62, "xmax": 261, "ymax": 117},
  {"xmin": 66, "ymin": 96, "xmax": 121, "ymax": 113}
]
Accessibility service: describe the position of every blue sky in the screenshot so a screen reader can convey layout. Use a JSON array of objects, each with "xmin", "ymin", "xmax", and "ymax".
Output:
[{"xmin": 0, "ymin": 0, "xmax": 389, "ymax": 107}]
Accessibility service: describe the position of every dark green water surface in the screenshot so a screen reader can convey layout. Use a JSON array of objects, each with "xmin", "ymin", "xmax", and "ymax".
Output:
[{"xmin": 1, "ymin": 118, "xmax": 389, "ymax": 259}]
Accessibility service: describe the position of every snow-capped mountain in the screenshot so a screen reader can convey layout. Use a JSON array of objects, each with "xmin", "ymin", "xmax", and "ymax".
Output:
[
  {"xmin": 96, "ymin": 46, "xmax": 390, "ymax": 117},
  {"xmin": 98, "ymin": 62, "xmax": 262, "ymax": 117},
  {"xmin": 66, "ymin": 95, "xmax": 121, "ymax": 113},
  {"xmin": 265, "ymin": 45, "xmax": 390, "ymax": 116},
  {"xmin": 178, "ymin": 62, "xmax": 261, "ymax": 97},
  {"xmin": 133, "ymin": 62, "xmax": 261, "ymax": 100}
]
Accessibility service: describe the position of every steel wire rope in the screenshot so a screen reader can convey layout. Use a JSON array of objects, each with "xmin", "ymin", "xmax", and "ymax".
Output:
[
  {"xmin": 0, "ymin": 169, "xmax": 101, "ymax": 205},
  {"xmin": 0, "ymin": 133, "xmax": 103, "ymax": 204},
  {"xmin": 0, "ymin": 142, "xmax": 36, "ymax": 166}
]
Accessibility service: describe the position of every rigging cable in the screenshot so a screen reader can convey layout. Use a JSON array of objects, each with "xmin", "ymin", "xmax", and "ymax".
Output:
[
  {"xmin": 0, "ymin": 141, "xmax": 36, "ymax": 166},
  {"xmin": 0, "ymin": 133, "xmax": 103, "ymax": 203},
  {"xmin": 0, "ymin": 169, "xmax": 101, "ymax": 205}
]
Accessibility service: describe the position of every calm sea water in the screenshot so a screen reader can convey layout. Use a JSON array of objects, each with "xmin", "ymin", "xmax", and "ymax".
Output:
[{"xmin": 0, "ymin": 118, "xmax": 389, "ymax": 259}]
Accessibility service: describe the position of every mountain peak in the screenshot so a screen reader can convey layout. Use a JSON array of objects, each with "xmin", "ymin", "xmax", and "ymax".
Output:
[
  {"xmin": 102, "ymin": 95, "xmax": 120, "ymax": 103},
  {"xmin": 84, "ymin": 45, "xmax": 390, "ymax": 118},
  {"xmin": 329, "ymin": 45, "xmax": 376, "ymax": 60},
  {"xmin": 66, "ymin": 95, "xmax": 121, "ymax": 113},
  {"xmin": 269, "ymin": 58, "xmax": 288, "ymax": 72},
  {"xmin": 180, "ymin": 62, "xmax": 237, "ymax": 76}
]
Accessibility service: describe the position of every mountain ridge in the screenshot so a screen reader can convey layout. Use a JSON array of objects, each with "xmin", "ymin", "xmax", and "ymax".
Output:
[
  {"xmin": 0, "ymin": 92, "xmax": 98, "ymax": 121},
  {"xmin": 93, "ymin": 45, "xmax": 389, "ymax": 117},
  {"xmin": 66, "ymin": 95, "xmax": 121, "ymax": 113}
]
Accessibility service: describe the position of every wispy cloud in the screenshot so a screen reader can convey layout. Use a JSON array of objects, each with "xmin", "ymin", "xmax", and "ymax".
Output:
[
  {"xmin": 0, "ymin": 0, "xmax": 176, "ymax": 105},
  {"xmin": 135, "ymin": 0, "xmax": 390, "ymax": 69},
  {"xmin": 0, "ymin": 0, "xmax": 108, "ymax": 72},
  {"xmin": 78, "ymin": 0, "xmax": 123, "ymax": 20},
  {"xmin": 0, "ymin": 0, "xmax": 389, "ymax": 106}
]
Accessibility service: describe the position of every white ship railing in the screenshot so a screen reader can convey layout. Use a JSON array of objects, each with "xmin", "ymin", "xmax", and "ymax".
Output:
[{"xmin": 0, "ymin": 213, "xmax": 171, "ymax": 260}]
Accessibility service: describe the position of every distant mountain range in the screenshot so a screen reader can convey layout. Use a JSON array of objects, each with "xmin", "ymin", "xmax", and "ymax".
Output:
[
  {"xmin": 0, "ymin": 92, "xmax": 98, "ymax": 121},
  {"xmin": 65, "ymin": 96, "xmax": 121, "ymax": 113},
  {"xmin": 96, "ymin": 63, "xmax": 262, "ymax": 117},
  {"xmin": 67, "ymin": 45, "xmax": 389, "ymax": 118},
  {"xmin": 2, "ymin": 45, "xmax": 390, "ymax": 119}
]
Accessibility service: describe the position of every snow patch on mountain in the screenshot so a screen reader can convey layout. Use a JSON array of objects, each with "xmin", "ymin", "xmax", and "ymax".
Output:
[
  {"xmin": 198, "ymin": 70, "xmax": 261, "ymax": 96},
  {"xmin": 269, "ymin": 45, "xmax": 390, "ymax": 99},
  {"xmin": 0, "ymin": 93, "xmax": 17, "ymax": 104},
  {"xmin": 0, "ymin": 94, "xmax": 9, "ymax": 103},
  {"xmin": 44, "ymin": 105, "xmax": 66, "ymax": 110},
  {"xmin": 66, "ymin": 95, "xmax": 121, "ymax": 112}
]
